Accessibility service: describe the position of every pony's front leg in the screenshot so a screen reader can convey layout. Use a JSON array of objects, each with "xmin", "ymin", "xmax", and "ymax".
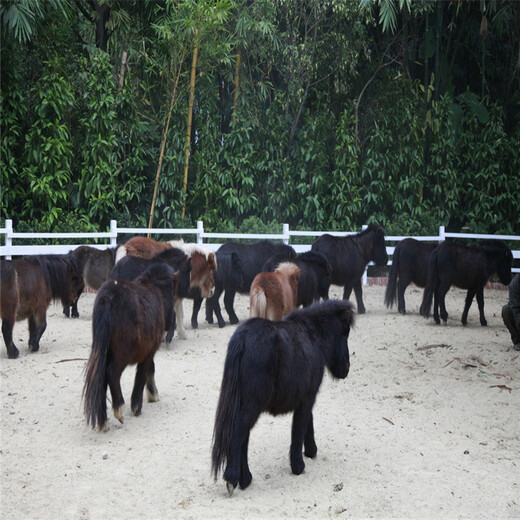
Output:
[
  {"xmin": 352, "ymin": 278, "xmax": 365, "ymax": 314},
  {"xmin": 174, "ymin": 298, "xmax": 187, "ymax": 339},
  {"xmin": 107, "ymin": 360, "xmax": 125, "ymax": 424},
  {"xmin": 28, "ymin": 314, "xmax": 46, "ymax": 352},
  {"xmin": 224, "ymin": 290, "xmax": 239, "ymax": 325},
  {"xmin": 2, "ymin": 318, "xmax": 19, "ymax": 359},
  {"xmin": 303, "ymin": 412, "xmax": 317, "ymax": 459},
  {"xmin": 461, "ymin": 288, "xmax": 476, "ymax": 326},
  {"xmin": 475, "ymin": 287, "xmax": 487, "ymax": 326},
  {"xmin": 290, "ymin": 403, "xmax": 314, "ymax": 475}
]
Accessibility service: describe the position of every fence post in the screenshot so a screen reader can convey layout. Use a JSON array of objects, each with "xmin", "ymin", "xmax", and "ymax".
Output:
[
  {"xmin": 197, "ymin": 221, "xmax": 204, "ymax": 244},
  {"xmin": 439, "ymin": 225, "xmax": 445, "ymax": 243},
  {"xmin": 362, "ymin": 224, "xmax": 368, "ymax": 286},
  {"xmin": 5, "ymin": 219, "xmax": 13, "ymax": 260},
  {"xmin": 110, "ymin": 220, "xmax": 118, "ymax": 246},
  {"xmin": 283, "ymin": 223, "xmax": 290, "ymax": 245}
]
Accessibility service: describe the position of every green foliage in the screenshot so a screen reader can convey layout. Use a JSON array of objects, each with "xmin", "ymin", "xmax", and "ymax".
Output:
[
  {"xmin": 77, "ymin": 50, "xmax": 119, "ymax": 226},
  {"xmin": 20, "ymin": 55, "xmax": 74, "ymax": 227}
]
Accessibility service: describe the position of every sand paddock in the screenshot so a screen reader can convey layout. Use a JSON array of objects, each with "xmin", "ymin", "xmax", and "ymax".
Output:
[{"xmin": 1, "ymin": 284, "xmax": 519, "ymax": 519}]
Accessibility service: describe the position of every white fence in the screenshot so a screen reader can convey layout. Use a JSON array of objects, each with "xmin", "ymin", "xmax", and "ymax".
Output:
[{"xmin": 1, "ymin": 220, "xmax": 519, "ymax": 277}]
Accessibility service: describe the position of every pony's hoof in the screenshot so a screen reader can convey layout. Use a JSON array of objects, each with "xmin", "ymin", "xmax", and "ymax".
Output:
[
  {"xmin": 229, "ymin": 317, "xmax": 239, "ymax": 325},
  {"xmin": 7, "ymin": 347, "xmax": 20, "ymax": 359},
  {"xmin": 191, "ymin": 320, "xmax": 198, "ymax": 329},
  {"xmin": 29, "ymin": 344, "xmax": 40, "ymax": 352},
  {"xmin": 114, "ymin": 404, "xmax": 125, "ymax": 423},
  {"xmin": 226, "ymin": 481, "xmax": 236, "ymax": 497},
  {"xmin": 480, "ymin": 320, "xmax": 488, "ymax": 327},
  {"xmin": 218, "ymin": 321, "xmax": 226, "ymax": 328},
  {"xmin": 98, "ymin": 422, "xmax": 109, "ymax": 432}
]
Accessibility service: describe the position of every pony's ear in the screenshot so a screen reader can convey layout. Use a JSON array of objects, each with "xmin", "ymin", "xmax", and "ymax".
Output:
[
  {"xmin": 172, "ymin": 271, "xmax": 180, "ymax": 286},
  {"xmin": 185, "ymin": 257, "xmax": 193, "ymax": 272},
  {"xmin": 294, "ymin": 266, "xmax": 301, "ymax": 278}
]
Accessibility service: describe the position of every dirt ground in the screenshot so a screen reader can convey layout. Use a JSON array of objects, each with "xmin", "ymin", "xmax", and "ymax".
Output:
[{"xmin": 1, "ymin": 284, "xmax": 519, "ymax": 519}]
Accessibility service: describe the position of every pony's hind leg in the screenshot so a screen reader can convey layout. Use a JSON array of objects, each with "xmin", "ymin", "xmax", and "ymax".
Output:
[
  {"xmin": 239, "ymin": 431, "xmax": 252, "ymax": 490},
  {"xmin": 224, "ymin": 290, "xmax": 239, "ymax": 325},
  {"xmin": 191, "ymin": 297, "xmax": 203, "ymax": 329},
  {"xmin": 397, "ymin": 279, "xmax": 409, "ymax": 315},
  {"xmin": 145, "ymin": 359, "xmax": 159, "ymax": 403},
  {"xmin": 132, "ymin": 357, "xmax": 155, "ymax": 415},
  {"xmin": 107, "ymin": 360, "xmax": 125, "ymax": 423},
  {"xmin": 2, "ymin": 318, "xmax": 19, "ymax": 359}
]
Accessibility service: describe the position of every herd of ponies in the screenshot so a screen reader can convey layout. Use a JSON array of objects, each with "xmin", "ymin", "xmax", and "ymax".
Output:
[{"xmin": 0, "ymin": 223, "xmax": 514, "ymax": 495}]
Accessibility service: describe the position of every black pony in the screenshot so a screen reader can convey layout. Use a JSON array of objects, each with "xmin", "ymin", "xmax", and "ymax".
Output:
[
  {"xmin": 311, "ymin": 223, "xmax": 388, "ymax": 313},
  {"xmin": 1, "ymin": 254, "xmax": 80, "ymax": 359},
  {"xmin": 262, "ymin": 251, "xmax": 331, "ymax": 307},
  {"xmin": 211, "ymin": 299, "xmax": 355, "ymax": 495},
  {"xmin": 384, "ymin": 238, "xmax": 437, "ymax": 315},
  {"xmin": 419, "ymin": 240, "xmax": 513, "ymax": 326},
  {"xmin": 64, "ymin": 245, "xmax": 119, "ymax": 318},
  {"xmin": 190, "ymin": 251, "xmax": 244, "ymax": 329},
  {"xmin": 83, "ymin": 264, "xmax": 177, "ymax": 431},
  {"xmin": 210, "ymin": 240, "xmax": 296, "ymax": 325},
  {"xmin": 109, "ymin": 247, "xmax": 192, "ymax": 342}
]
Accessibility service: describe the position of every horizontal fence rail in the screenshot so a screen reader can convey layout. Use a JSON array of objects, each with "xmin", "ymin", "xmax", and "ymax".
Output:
[{"xmin": 1, "ymin": 221, "xmax": 519, "ymax": 279}]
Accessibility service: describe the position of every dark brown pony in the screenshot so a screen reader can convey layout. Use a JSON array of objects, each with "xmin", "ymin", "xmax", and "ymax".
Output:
[
  {"xmin": 384, "ymin": 238, "xmax": 437, "ymax": 315},
  {"xmin": 116, "ymin": 237, "xmax": 216, "ymax": 339},
  {"xmin": 311, "ymin": 223, "xmax": 388, "ymax": 313},
  {"xmin": 63, "ymin": 245, "xmax": 119, "ymax": 318},
  {"xmin": 420, "ymin": 240, "xmax": 513, "ymax": 326},
  {"xmin": 250, "ymin": 263, "xmax": 301, "ymax": 320},
  {"xmin": 83, "ymin": 263, "xmax": 178, "ymax": 431},
  {"xmin": 1, "ymin": 254, "xmax": 80, "ymax": 359}
]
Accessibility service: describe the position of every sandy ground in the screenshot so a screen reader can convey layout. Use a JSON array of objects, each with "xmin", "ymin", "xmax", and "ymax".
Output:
[{"xmin": 1, "ymin": 283, "xmax": 519, "ymax": 520}]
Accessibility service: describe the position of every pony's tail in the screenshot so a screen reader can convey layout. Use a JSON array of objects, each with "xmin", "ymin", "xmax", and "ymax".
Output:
[
  {"xmin": 83, "ymin": 297, "xmax": 112, "ymax": 430},
  {"xmin": 384, "ymin": 243, "xmax": 400, "ymax": 308},
  {"xmin": 114, "ymin": 245, "xmax": 127, "ymax": 264},
  {"xmin": 249, "ymin": 287, "xmax": 267, "ymax": 319},
  {"xmin": 211, "ymin": 334, "xmax": 244, "ymax": 480},
  {"xmin": 419, "ymin": 247, "xmax": 439, "ymax": 318}
]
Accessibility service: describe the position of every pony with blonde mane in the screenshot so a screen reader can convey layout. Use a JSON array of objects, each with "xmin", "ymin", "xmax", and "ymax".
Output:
[{"xmin": 250, "ymin": 262, "xmax": 301, "ymax": 321}]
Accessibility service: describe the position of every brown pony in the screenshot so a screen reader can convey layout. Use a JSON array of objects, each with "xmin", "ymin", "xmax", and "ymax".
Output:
[
  {"xmin": 116, "ymin": 237, "xmax": 216, "ymax": 339},
  {"xmin": 250, "ymin": 263, "xmax": 301, "ymax": 321},
  {"xmin": 1, "ymin": 254, "xmax": 80, "ymax": 359},
  {"xmin": 83, "ymin": 263, "xmax": 178, "ymax": 431}
]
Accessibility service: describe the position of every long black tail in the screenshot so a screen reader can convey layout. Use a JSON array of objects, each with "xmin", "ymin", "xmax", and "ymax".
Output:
[
  {"xmin": 419, "ymin": 247, "xmax": 439, "ymax": 318},
  {"xmin": 83, "ymin": 296, "xmax": 112, "ymax": 430},
  {"xmin": 211, "ymin": 333, "xmax": 244, "ymax": 480},
  {"xmin": 384, "ymin": 243, "xmax": 401, "ymax": 308}
]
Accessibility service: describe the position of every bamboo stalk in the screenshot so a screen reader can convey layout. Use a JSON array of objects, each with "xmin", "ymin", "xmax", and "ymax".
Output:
[
  {"xmin": 232, "ymin": 50, "xmax": 241, "ymax": 123},
  {"xmin": 148, "ymin": 57, "xmax": 185, "ymax": 234},
  {"xmin": 117, "ymin": 51, "xmax": 128, "ymax": 91},
  {"xmin": 181, "ymin": 43, "xmax": 199, "ymax": 220}
]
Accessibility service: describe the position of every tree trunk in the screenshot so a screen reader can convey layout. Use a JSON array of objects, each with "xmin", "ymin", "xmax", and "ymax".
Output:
[
  {"xmin": 181, "ymin": 43, "xmax": 199, "ymax": 220},
  {"xmin": 92, "ymin": 1, "xmax": 110, "ymax": 51}
]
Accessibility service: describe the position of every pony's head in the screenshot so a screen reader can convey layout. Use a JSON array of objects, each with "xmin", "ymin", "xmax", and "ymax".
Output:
[
  {"xmin": 483, "ymin": 240, "xmax": 513, "ymax": 286},
  {"xmin": 328, "ymin": 300, "xmax": 355, "ymax": 380}
]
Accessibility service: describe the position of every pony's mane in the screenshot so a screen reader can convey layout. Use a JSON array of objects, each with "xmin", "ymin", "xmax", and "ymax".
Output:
[
  {"xmin": 168, "ymin": 240, "xmax": 215, "ymax": 262},
  {"xmin": 274, "ymin": 262, "xmax": 300, "ymax": 276},
  {"xmin": 285, "ymin": 299, "xmax": 355, "ymax": 324}
]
